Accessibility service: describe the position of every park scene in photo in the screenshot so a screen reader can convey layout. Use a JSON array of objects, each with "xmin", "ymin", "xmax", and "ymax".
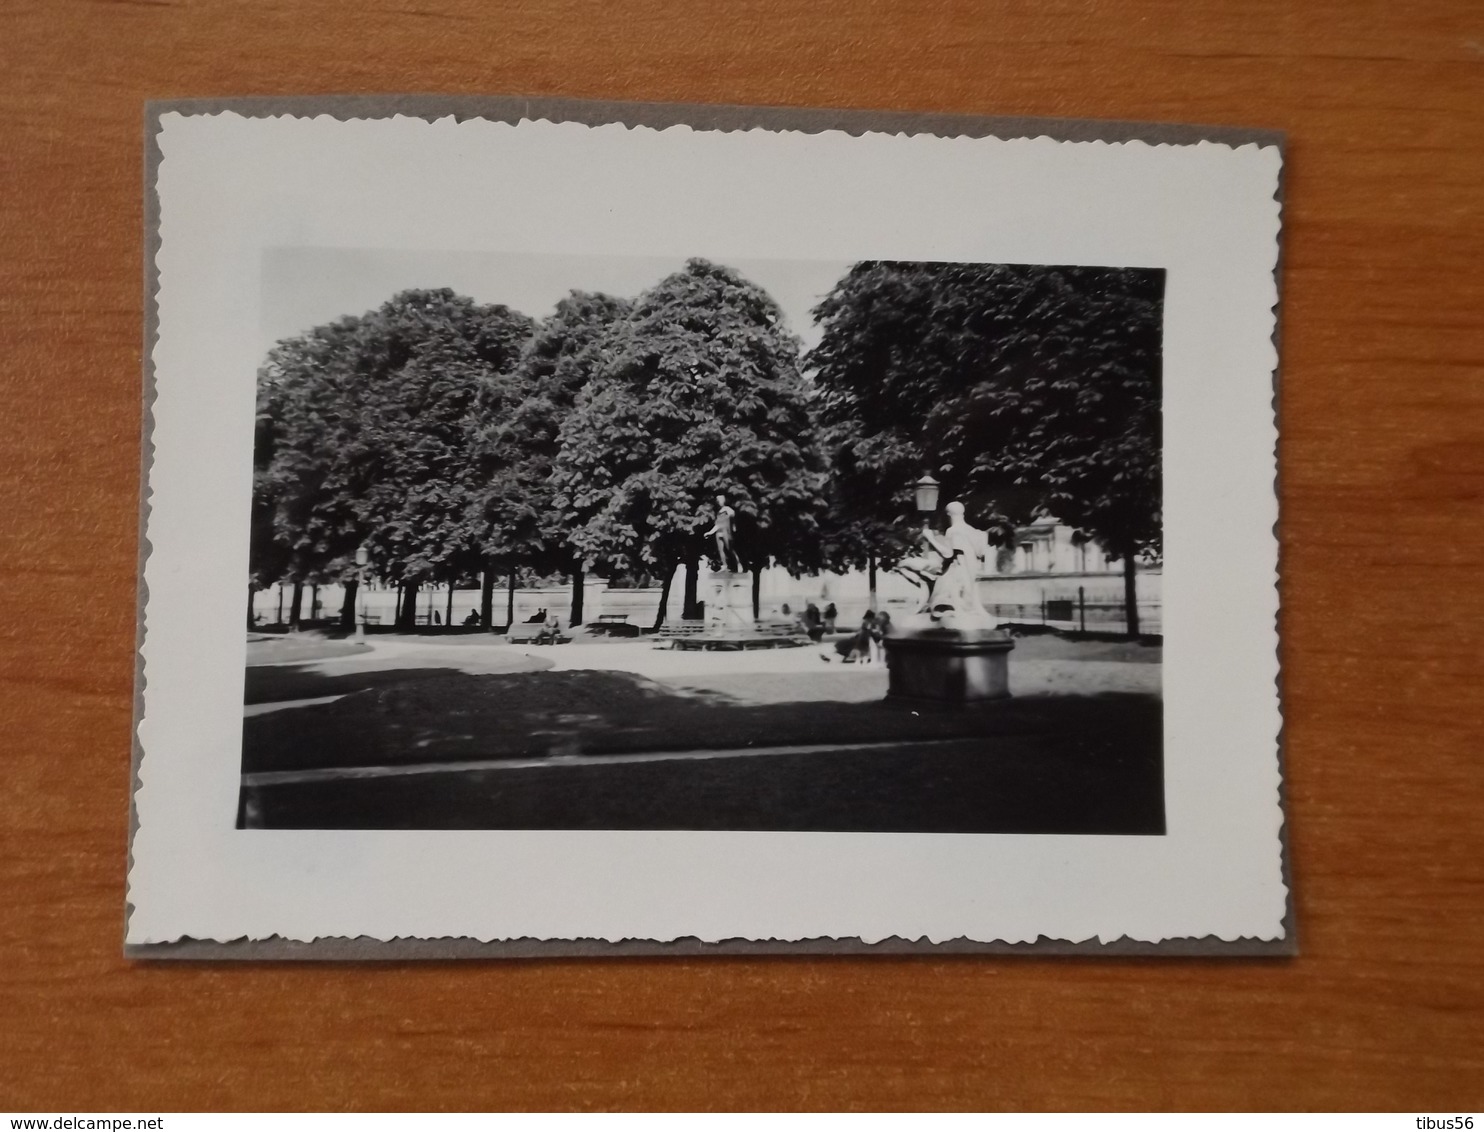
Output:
[{"xmin": 242, "ymin": 251, "xmax": 1164, "ymax": 833}]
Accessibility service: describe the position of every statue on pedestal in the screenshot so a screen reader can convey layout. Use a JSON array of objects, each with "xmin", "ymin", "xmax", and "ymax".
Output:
[
  {"xmin": 703, "ymin": 494, "xmax": 741, "ymax": 574},
  {"xmin": 895, "ymin": 501, "xmax": 991, "ymax": 624},
  {"xmin": 934, "ymin": 501, "xmax": 992, "ymax": 622},
  {"xmin": 885, "ymin": 498, "xmax": 1014, "ymax": 703},
  {"xmin": 895, "ymin": 523, "xmax": 952, "ymax": 594}
]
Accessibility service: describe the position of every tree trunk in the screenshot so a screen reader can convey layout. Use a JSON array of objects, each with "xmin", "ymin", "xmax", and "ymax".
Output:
[
  {"xmin": 445, "ymin": 584, "xmax": 454, "ymax": 629},
  {"xmin": 289, "ymin": 581, "xmax": 304, "ymax": 630},
  {"xmin": 1122, "ymin": 549, "xmax": 1141, "ymax": 638},
  {"xmin": 340, "ymin": 578, "xmax": 359, "ymax": 628},
  {"xmin": 682, "ymin": 555, "xmax": 701, "ymax": 620},
  {"xmin": 506, "ymin": 572, "xmax": 516, "ymax": 631},
  {"xmin": 751, "ymin": 567, "xmax": 761, "ymax": 620},
  {"xmin": 309, "ymin": 583, "xmax": 319, "ymax": 623},
  {"xmin": 397, "ymin": 582, "xmax": 419, "ymax": 630},
  {"xmin": 275, "ymin": 584, "xmax": 284, "ymax": 625},
  {"xmin": 652, "ymin": 560, "xmax": 676, "ymax": 630},
  {"xmin": 570, "ymin": 561, "xmax": 585, "ymax": 627},
  {"xmin": 868, "ymin": 554, "xmax": 878, "ymax": 610},
  {"xmin": 480, "ymin": 562, "xmax": 495, "ymax": 631},
  {"xmin": 247, "ymin": 584, "xmax": 257, "ymax": 631}
]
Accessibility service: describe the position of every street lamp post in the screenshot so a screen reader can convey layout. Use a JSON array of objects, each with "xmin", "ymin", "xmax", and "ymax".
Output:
[
  {"xmin": 354, "ymin": 545, "xmax": 369, "ymax": 644},
  {"xmin": 913, "ymin": 473, "xmax": 941, "ymax": 516}
]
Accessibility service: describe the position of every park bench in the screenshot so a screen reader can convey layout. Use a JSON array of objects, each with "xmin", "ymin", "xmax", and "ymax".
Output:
[
  {"xmin": 654, "ymin": 618, "xmax": 809, "ymax": 650},
  {"xmin": 507, "ymin": 622, "xmax": 571, "ymax": 645},
  {"xmin": 653, "ymin": 619, "xmax": 707, "ymax": 647},
  {"xmin": 588, "ymin": 613, "xmax": 641, "ymax": 638},
  {"xmin": 754, "ymin": 620, "xmax": 801, "ymax": 637},
  {"xmin": 745, "ymin": 621, "xmax": 810, "ymax": 648}
]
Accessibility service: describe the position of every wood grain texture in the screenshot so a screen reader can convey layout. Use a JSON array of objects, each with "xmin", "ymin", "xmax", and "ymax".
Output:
[{"xmin": 2, "ymin": 0, "xmax": 1481, "ymax": 1112}]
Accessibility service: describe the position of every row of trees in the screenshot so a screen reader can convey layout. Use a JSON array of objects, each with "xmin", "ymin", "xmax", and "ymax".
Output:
[{"xmin": 251, "ymin": 258, "xmax": 1162, "ymax": 634}]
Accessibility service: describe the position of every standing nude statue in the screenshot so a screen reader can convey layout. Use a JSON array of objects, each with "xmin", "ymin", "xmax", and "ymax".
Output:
[{"xmin": 704, "ymin": 494, "xmax": 740, "ymax": 573}]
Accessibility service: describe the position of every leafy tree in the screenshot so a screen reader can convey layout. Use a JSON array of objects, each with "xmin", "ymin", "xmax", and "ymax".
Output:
[
  {"xmin": 551, "ymin": 260, "xmax": 829, "ymax": 627},
  {"xmin": 357, "ymin": 290, "xmax": 532, "ymax": 625},
  {"xmin": 251, "ymin": 289, "xmax": 532, "ymax": 629},
  {"xmin": 809, "ymin": 261, "xmax": 1163, "ymax": 635},
  {"xmin": 474, "ymin": 291, "xmax": 632, "ymax": 627},
  {"xmin": 252, "ymin": 315, "xmax": 368, "ymax": 626}
]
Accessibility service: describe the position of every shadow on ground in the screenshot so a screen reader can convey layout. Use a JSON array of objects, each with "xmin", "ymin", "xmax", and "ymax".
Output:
[
  {"xmin": 239, "ymin": 669, "xmax": 1163, "ymax": 835},
  {"xmin": 244, "ymin": 657, "xmax": 550, "ymax": 706},
  {"xmin": 244, "ymin": 668, "xmax": 1152, "ymax": 771}
]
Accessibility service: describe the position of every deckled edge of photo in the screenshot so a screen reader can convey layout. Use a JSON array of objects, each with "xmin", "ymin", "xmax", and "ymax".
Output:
[{"xmin": 127, "ymin": 93, "xmax": 1291, "ymax": 962}]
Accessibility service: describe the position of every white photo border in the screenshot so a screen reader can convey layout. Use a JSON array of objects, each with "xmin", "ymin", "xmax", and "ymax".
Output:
[{"xmin": 128, "ymin": 98, "xmax": 1287, "ymax": 955}]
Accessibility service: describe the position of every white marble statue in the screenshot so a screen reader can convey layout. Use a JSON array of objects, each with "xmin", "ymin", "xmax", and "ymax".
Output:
[
  {"xmin": 935, "ymin": 501, "xmax": 991, "ymax": 619},
  {"xmin": 895, "ymin": 500, "xmax": 991, "ymax": 623}
]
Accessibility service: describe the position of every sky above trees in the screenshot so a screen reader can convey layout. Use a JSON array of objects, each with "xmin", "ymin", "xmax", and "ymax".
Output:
[{"xmin": 260, "ymin": 248, "xmax": 850, "ymax": 359}]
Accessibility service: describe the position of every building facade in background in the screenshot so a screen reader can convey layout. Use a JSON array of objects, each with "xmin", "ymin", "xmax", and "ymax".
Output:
[{"xmin": 983, "ymin": 516, "xmax": 1161, "ymax": 633}]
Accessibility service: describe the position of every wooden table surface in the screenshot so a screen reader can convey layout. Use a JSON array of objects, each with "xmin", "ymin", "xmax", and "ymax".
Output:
[{"xmin": 2, "ymin": 0, "xmax": 1481, "ymax": 1113}]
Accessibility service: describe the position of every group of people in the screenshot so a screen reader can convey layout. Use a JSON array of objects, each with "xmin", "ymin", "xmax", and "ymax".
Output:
[
  {"xmin": 779, "ymin": 601, "xmax": 890, "ymax": 665},
  {"xmin": 821, "ymin": 608, "xmax": 890, "ymax": 665},
  {"xmin": 787, "ymin": 601, "xmax": 837, "ymax": 642}
]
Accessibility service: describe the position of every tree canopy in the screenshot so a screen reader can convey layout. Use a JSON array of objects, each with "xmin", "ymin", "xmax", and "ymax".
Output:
[
  {"xmin": 809, "ymin": 261, "xmax": 1164, "ymax": 560},
  {"xmin": 550, "ymin": 259, "xmax": 829, "ymax": 584},
  {"xmin": 251, "ymin": 289, "xmax": 533, "ymax": 592},
  {"xmin": 475, "ymin": 291, "xmax": 633, "ymax": 577},
  {"xmin": 252, "ymin": 315, "xmax": 370, "ymax": 589}
]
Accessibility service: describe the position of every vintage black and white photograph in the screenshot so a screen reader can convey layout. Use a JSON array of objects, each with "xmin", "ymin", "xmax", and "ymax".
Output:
[
  {"xmin": 241, "ymin": 250, "xmax": 1165, "ymax": 834},
  {"xmin": 130, "ymin": 106, "xmax": 1284, "ymax": 950}
]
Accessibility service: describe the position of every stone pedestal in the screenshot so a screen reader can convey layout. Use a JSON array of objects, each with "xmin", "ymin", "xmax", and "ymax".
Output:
[
  {"xmin": 704, "ymin": 570, "xmax": 754, "ymax": 630},
  {"xmin": 884, "ymin": 624, "xmax": 1015, "ymax": 705}
]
